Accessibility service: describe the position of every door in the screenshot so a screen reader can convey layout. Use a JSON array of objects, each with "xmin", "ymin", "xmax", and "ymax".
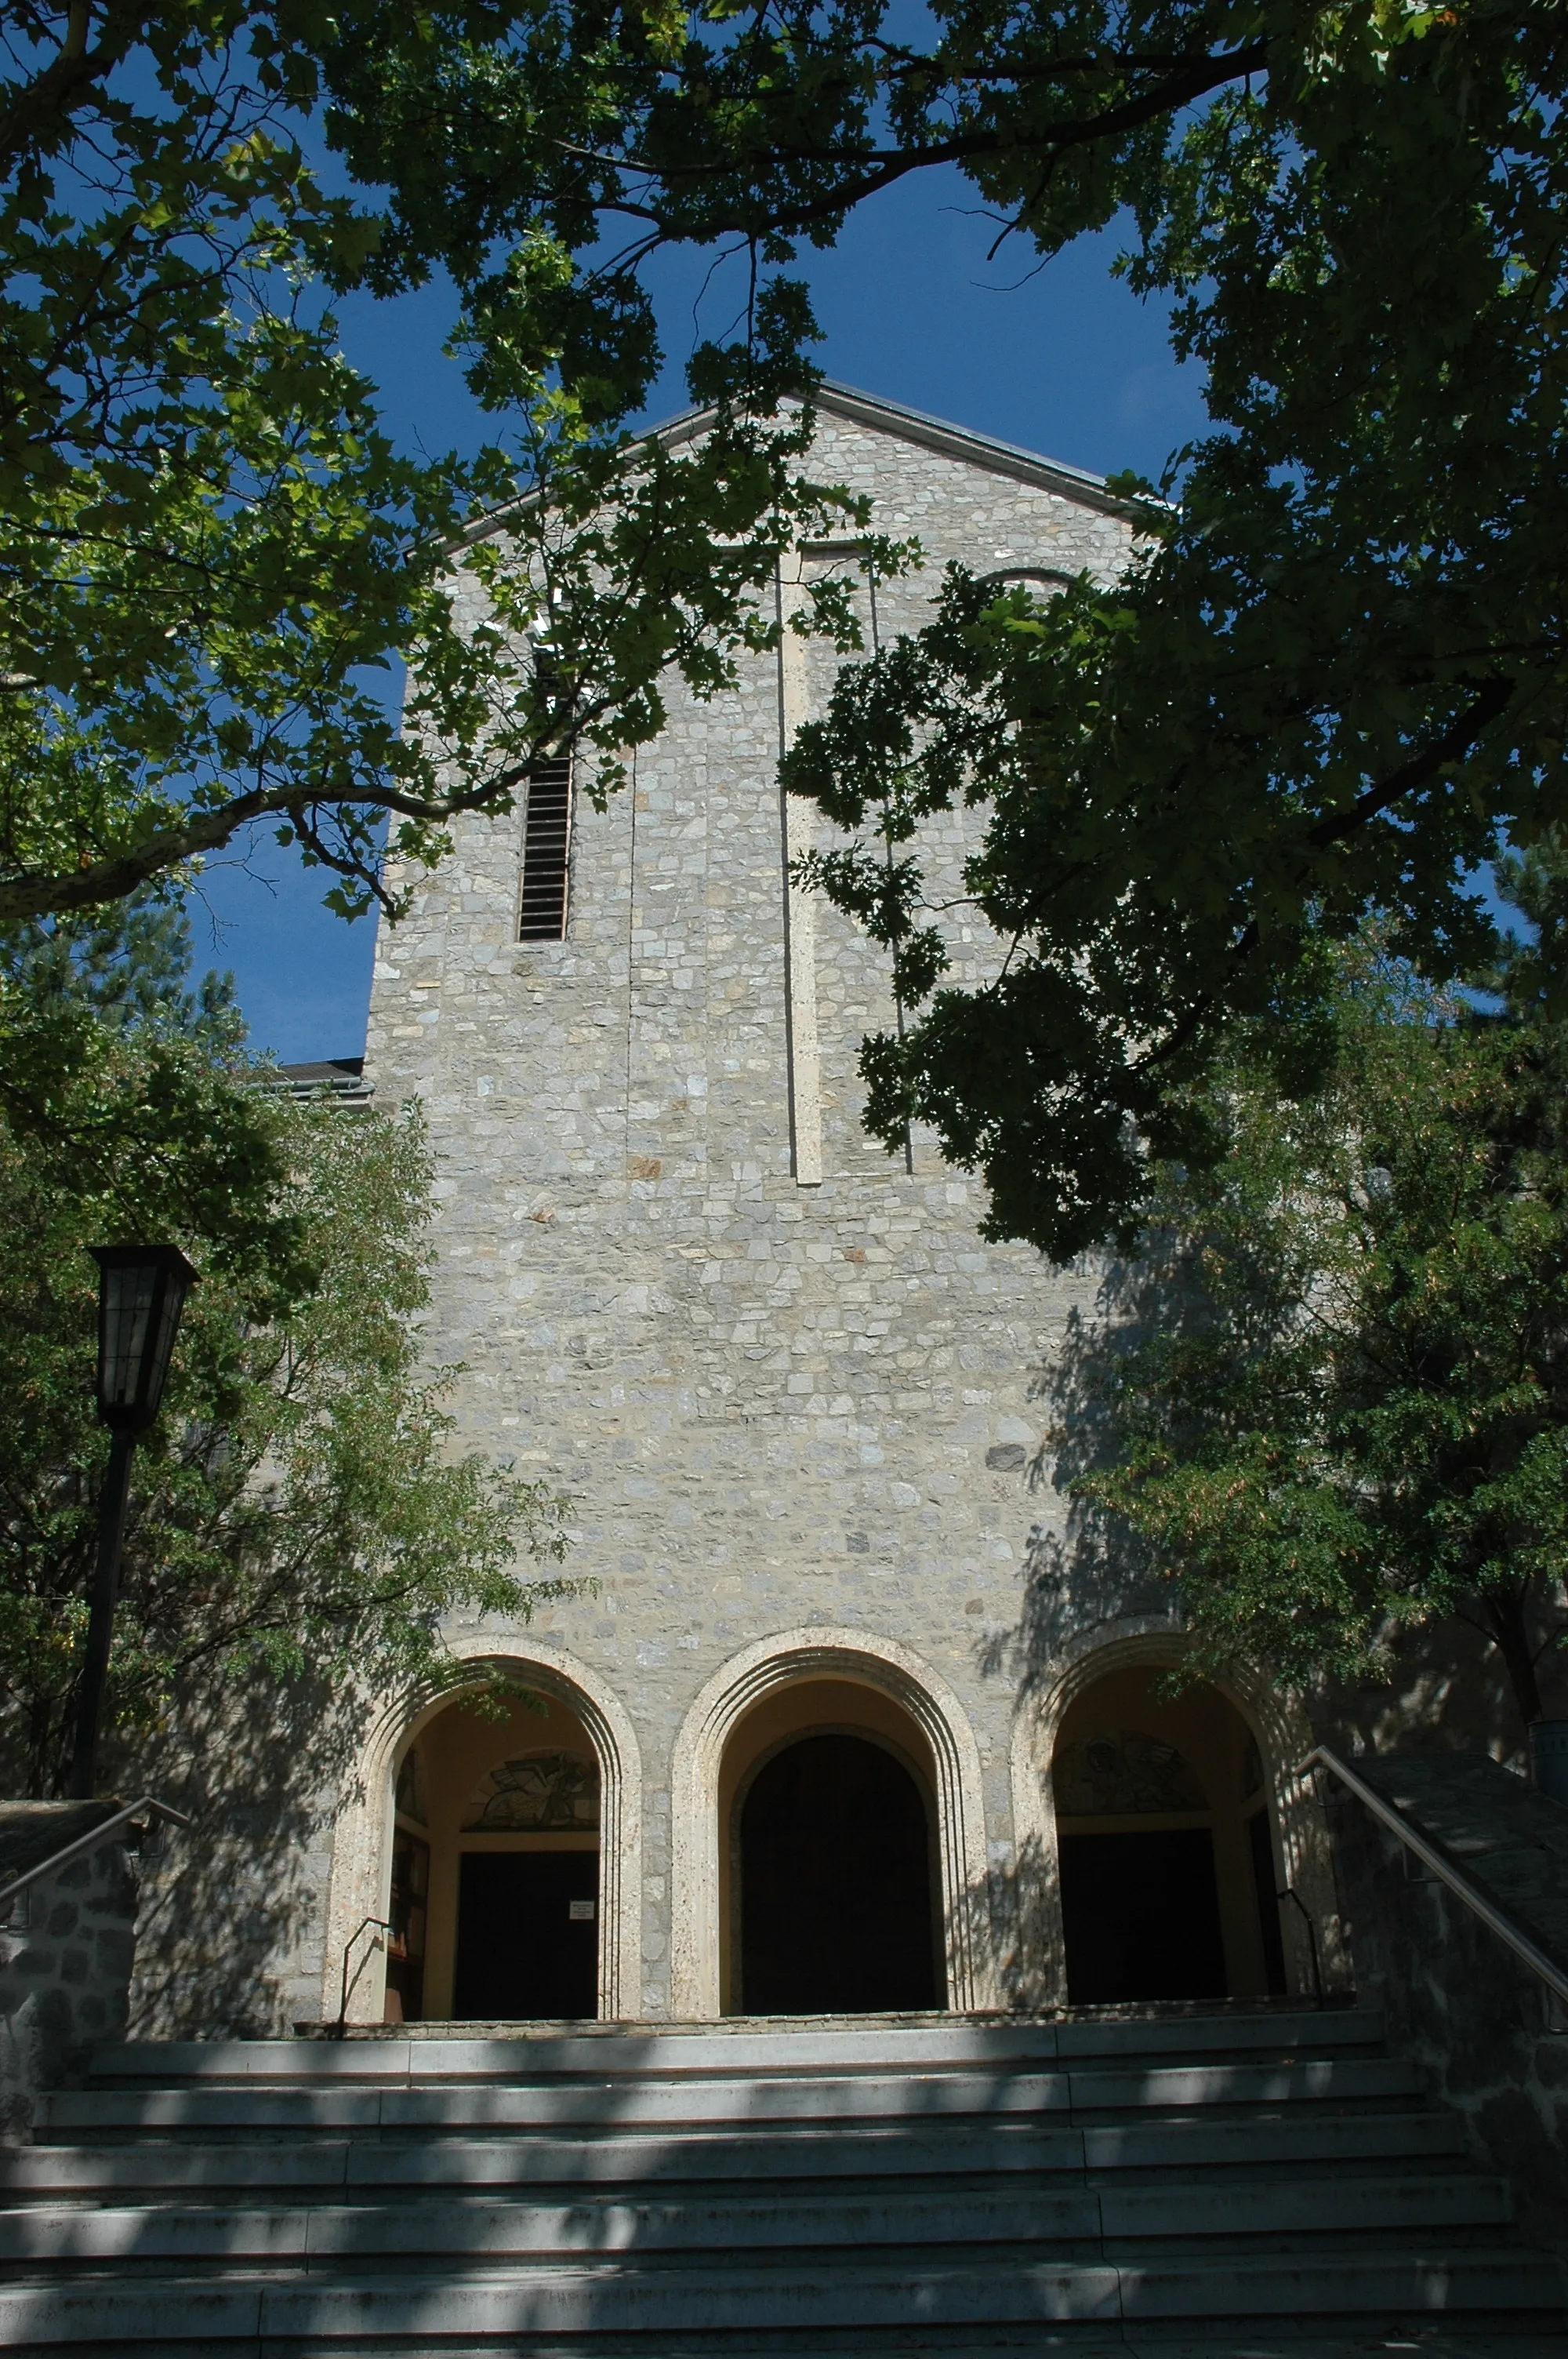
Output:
[
  {"xmin": 453, "ymin": 1851, "xmax": 598, "ymax": 2019},
  {"xmin": 1058, "ymin": 1826, "xmax": 1227, "ymax": 2005},
  {"xmin": 739, "ymin": 1732, "xmax": 938, "ymax": 2013}
]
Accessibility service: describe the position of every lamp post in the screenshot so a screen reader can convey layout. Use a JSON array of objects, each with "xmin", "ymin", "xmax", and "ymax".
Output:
[{"xmin": 67, "ymin": 1246, "xmax": 198, "ymax": 1801}]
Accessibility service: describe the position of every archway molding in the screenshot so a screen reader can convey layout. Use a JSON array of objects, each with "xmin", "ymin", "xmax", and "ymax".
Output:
[
  {"xmin": 1007, "ymin": 1616, "xmax": 1342, "ymax": 2008},
  {"xmin": 670, "ymin": 1627, "xmax": 995, "ymax": 2017},
  {"xmin": 321, "ymin": 1634, "xmax": 642, "ymax": 2024}
]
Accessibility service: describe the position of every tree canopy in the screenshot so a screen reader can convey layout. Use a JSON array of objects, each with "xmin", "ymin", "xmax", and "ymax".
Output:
[
  {"xmin": 0, "ymin": 896, "xmax": 570, "ymax": 1797},
  {"xmin": 1065, "ymin": 916, "xmax": 1568, "ymax": 1734},
  {"xmin": 760, "ymin": 1, "xmax": 1568, "ymax": 1253},
  {"xmin": 7, "ymin": 2, "xmax": 1566, "ymax": 1253},
  {"xmin": 0, "ymin": 0, "xmax": 867, "ymax": 926}
]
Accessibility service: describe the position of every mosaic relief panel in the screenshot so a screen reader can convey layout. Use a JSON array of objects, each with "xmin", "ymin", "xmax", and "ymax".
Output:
[
  {"xmin": 1053, "ymin": 1729, "xmax": 1209, "ymax": 1818},
  {"xmin": 463, "ymin": 1752, "xmax": 601, "ymax": 1833}
]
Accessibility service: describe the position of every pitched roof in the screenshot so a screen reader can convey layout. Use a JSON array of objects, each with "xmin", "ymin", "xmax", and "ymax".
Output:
[
  {"xmin": 453, "ymin": 378, "xmax": 1143, "ymax": 551},
  {"xmin": 662, "ymin": 380, "xmax": 1140, "ymax": 518}
]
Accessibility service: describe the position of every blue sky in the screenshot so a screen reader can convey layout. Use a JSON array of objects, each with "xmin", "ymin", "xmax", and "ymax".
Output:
[{"xmin": 194, "ymin": 173, "xmax": 1208, "ymax": 1063}]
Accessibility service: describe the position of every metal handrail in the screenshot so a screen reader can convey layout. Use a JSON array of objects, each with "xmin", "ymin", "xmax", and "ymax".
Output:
[
  {"xmin": 0, "ymin": 1796, "xmax": 191, "ymax": 1914},
  {"xmin": 1276, "ymin": 1884, "xmax": 1324, "ymax": 2005},
  {"xmin": 332, "ymin": 1916, "xmax": 391, "ymax": 2041},
  {"xmin": 1307, "ymin": 1744, "xmax": 1568, "ymax": 2008}
]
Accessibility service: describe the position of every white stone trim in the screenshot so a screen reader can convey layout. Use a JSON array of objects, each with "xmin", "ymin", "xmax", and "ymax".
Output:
[
  {"xmin": 670, "ymin": 1627, "xmax": 995, "ymax": 2018},
  {"xmin": 321, "ymin": 1635, "xmax": 642, "ymax": 2026},
  {"xmin": 1006, "ymin": 1618, "xmax": 1344, "ymax": 2007},
  {"xmin": 776, "ymin": 552, "xmax": 822, "ymax": 1187}
]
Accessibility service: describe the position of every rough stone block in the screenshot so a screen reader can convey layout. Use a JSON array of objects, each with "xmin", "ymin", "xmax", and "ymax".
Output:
[
  {"xmin": 0, "ymin": 1810, "xmax": 140, "ymax": 2142},
  {"xmin": 1330, "ymin": 1777, "xmax": 1568, "ymax": 2261}
]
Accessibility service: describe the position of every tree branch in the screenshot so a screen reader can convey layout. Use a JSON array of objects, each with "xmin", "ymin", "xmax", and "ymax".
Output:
[
  {"xmin": 0, "ymin": 757, "xmax": 541, "ymax": 924},
  {"xmin": 610, "ymin": 40, "xmax": 1271, "ymax": 239},
  {"xmin": 1305, "ymin": 678, "xmax": 1516, "ymax": 852},
  {"xmin": 1124, "ymin": 678, "xmax": 1518, "ymax": 1075},
  {"xmin": 0, "ymin": 0, "xmax": 121, "ymax": 179}
]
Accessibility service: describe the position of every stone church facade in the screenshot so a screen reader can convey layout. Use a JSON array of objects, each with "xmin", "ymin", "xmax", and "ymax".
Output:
[{"xmin": 285, "ymin": 387, "xmax": 1346, "ymax": 2032}]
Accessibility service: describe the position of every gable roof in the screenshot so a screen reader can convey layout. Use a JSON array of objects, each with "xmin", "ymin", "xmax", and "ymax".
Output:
[
  {"xmin": 660, "ymin": 380, "xmax": 1142, "ymax": 519},
  {"xmin": 452, "ymin": 378, "xmax": 1143, "ymax": 553}
]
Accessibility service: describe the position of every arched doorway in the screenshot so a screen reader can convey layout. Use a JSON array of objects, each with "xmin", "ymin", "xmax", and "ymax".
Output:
[
  {"xmin": 322, "ymin": 1640, "xmax": 642, "ymax": 2029},
  {"xmin": 719, "ymin": 1677, "xmax": 944, "ymax": 2015},
  {"xmin": 388, "ymin": 1688, "xmax": 602, "ymax": 2022},
  {"xmin": 1052, "ymin": 1665, "xmax": 1287, "ymax": 2007},
  {"xmin": 739, "ymin": 1734, "xmax": 936, "ymax": 2013},
  {"xmin": 670, "ymin": 1628, "xmax": 994, "ymax": 2018}
]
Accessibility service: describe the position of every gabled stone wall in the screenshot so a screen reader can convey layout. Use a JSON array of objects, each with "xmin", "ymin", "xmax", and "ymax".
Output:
[{"xmin": 358, "ymin": 394, "xmax": 1153, "ymax": 2016}]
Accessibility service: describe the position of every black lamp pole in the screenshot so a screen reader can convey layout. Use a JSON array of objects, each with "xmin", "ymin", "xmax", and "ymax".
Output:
[{"xmin": 67, "ymin": 1245, "xmax": 198, "ymax": 1802}]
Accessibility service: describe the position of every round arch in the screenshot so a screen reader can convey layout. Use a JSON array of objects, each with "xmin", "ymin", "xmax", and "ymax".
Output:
[
  {"xmin": 321, "ymin": 1634, "xmax": 642, "ymax": 2025},
  {"xmin": 670, "ymin": 1627, "xmax": 995, "ymax": 2018},
  {"xmin": 1007, "ymin": 1616, "xmax": 1344, "ymax": 2008}
]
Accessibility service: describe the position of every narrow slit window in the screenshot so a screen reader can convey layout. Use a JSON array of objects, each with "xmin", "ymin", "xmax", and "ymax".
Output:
[{"xmin": 517, "ymin": 755, "xmax": 572, "ymax": 941}]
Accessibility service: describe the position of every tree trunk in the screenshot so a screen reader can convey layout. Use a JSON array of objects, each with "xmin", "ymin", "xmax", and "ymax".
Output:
[{"xmin": 1481, "ymin": 1587, "xmax": 1545, "ymax": 1730}]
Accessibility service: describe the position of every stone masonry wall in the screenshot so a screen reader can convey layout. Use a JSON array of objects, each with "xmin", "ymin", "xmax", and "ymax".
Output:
[
  {"xmin": 0, "ymin": 1808, "xmax": 136, "ymax": 2141},
  {"xmin": 1327, "ymin": 1768, "xmax": 1568, "ymax": 2263},
  {"xmin": 359, "ymin": 400, "xmax": 1164, "ymax": 2016}
]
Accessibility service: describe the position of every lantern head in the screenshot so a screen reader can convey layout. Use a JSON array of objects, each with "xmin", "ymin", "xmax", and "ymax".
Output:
[{"xmin": 89, "ymin": 1246, "xmax": 198, "ymax": 1433}]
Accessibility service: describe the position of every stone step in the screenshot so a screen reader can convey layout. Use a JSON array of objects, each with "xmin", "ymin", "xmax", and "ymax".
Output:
[
  {"xmin": 86, "ymin": 2009, "xmax": 1381, "ymax": 2084},
  {"xmin": 1079, "ymin": 2106, "xmax": 1468, "ymax": 2170},
  {"xmin": 0, "ymin": 2173, "xmax": 1513, "ymax": 2264},
  {"xmin": 1102, "ymin": 2172, "xmax": 1512, "ymax": 2241},
  {"xmin": 38, "ymin": 2055, "xmax": 1421, "ymax": 2137},
  {"xmin": 0, "ymin": 2107, "xmax": 1471, "ymax": 2196},
  {"xmin": 0, "ymin": 2247, "xmax": 1560, "ymax": 2346},
  {"xmin": 1065, "ymin": 2056, "xmax": 1422, "ymax": 2113},
  {"xmin": 0, "ymin": 2125, "xmax": 1081, "ymax": 2193},
  {"xmin": 5, "ymin": 2011, "xmax": 1557, "ymax": 2353},
  {"xmin": 1119, "ymin": 2343, "xmax": 1568, "ymax": 2359},
  {"xmin": 1120, "ymin": 2343, "xmax": 1568, "ymax": 2357},
  {"xmin": 5, "ymin": 2333, "xmax": 1566, "ymax": 2359},
  {"xmin": 38, "ymin": 2068, "xmax": 1068, "ymax": 2135},
  {"xmin": 5, "ymin": 2330, "xmax": 1555, "ymax": 2349}
]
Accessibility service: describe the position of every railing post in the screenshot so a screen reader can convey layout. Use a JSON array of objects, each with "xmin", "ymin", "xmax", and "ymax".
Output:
[{"xmin": 333, "ymin": 1916, "xmax": 391, "ymax": 2040}]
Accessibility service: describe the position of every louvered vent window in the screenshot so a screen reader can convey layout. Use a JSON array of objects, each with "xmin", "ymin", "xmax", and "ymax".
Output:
[{"xmin": 517, "ymin": 755, "xmax": 572, "ymax": 941}]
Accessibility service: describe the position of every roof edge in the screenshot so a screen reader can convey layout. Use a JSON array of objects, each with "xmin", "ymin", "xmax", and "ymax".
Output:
[
  {"xmin": 452, "ymin": 379, "xmax": 1146, "ymax": 554},
  {"xmin": 670, "ymin": 381, "xmax": 1144, "ymax": 520}
]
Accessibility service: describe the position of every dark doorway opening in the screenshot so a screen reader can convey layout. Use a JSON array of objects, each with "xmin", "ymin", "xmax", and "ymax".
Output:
[
  {"xmin": 453, "ymin": 1852, "xmax": 597, "ymax": 2019},
  {"xmin": 739, "ymin": 1732, "xmax": 938, "ymax": 2014},
  {"xmin": 1059, "ymin": 1827, "xmax": 1227, "ymax": 2005}
]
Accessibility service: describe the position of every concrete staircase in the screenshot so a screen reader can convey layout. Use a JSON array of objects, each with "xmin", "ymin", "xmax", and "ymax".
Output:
[{"xmin": 0, "ymin": 2004, "xmax": 1562, "ymax": 2354}]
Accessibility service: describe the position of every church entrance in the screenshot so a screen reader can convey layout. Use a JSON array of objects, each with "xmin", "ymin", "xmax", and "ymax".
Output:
[
  {"xmin": 720, "ymin": 1678, "xmax": 943, "ymax": 2015},
  {"xmin": 454, "ymin": 1852, "xmax": 598, "ymax": 2019},
  {"xmin": 1052, "ymin": 1666, "xmax": 1287, "ymax": 2007},
  {"xmin": 741, "ymin": 1734, "xmax": 935, "ymax": 2013},
  {"xmin": 386, "ymin": 1689, "xmax": 602, "ymax": 2022}
]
